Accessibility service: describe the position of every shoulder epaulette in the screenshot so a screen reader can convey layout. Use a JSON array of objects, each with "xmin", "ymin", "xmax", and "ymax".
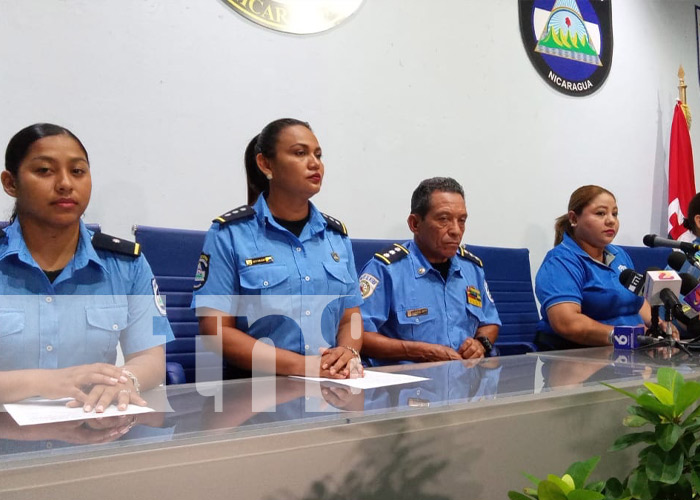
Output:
[
  {"xmin": 92, "ymin": 232, "xmax": 140, "ymax": 257},
  {"xmin": 213, "ymin": 205, "xmax": 255, "ymax": 226},
  {"xmin": 373, "ymin": 243, "xmax": 410, "ymax": 265},
  {"xmin": 457, "ymin": 245, "xmax": 483, "ymax": 267},
  {"xmin": 321, "ymin": 213, "xmax": 348, "ymax": 236},
  {"xmin": 0, "ymin": 228, "xmax": 5, "ymax": 239}
]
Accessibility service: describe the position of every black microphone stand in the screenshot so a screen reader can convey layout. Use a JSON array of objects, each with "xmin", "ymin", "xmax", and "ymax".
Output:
[{"xmin": 638, "ymin": 305, "xmax": 693, "ymax": 356}]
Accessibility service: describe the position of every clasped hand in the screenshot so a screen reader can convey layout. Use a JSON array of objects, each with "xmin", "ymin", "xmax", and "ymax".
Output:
[{"xmin": 42, "ymin": 363, "xmax": 147, "ymax": 412}]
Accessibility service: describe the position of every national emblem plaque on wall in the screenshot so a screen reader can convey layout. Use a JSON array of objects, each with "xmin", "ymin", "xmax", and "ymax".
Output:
[
  {"xmin": 519, "ymin": 0, "xmax": 613, "ymax": 96},
  {"xmin": 223, "ymin": 0, "xmax": 364, "ymax": 35}
]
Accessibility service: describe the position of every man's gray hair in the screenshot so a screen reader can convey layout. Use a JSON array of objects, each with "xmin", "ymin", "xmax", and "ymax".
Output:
[{"xmin": 410, "ymin": 177, "xmax": 464, "ymax": 217}]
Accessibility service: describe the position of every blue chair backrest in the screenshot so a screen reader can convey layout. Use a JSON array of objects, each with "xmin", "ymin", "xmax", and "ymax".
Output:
[
  {"xmin": 618, "ymin": 245, "xmax": 673, "ymax": 272},
  {"xmin": 467, "ymin": 244, "xmax": 539, "ymax": 353},
  {"xmin": 133, "ymin": 225, "xmax": 211, "ymax": 384},
  {"xmin": 351, "ymin": 238, "xmax": 395, "ymax": 275}
]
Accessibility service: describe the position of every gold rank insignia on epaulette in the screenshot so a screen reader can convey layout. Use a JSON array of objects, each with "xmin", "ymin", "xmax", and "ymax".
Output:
[
  {"xmin": 457, "ymin": 245, "xmax": 483, "ymax": 267},
  {"xmin": 374, "ymin": 243, "xmax": 409, "ymax": 265},
  {"xmin": 92, "ymin": 232, "xmax": 141, "ymax": 257},
  {"xmin": 321, "ymin": 213, "xmax": 348, "ymax": 236},
  {"xmin": 213, "ymin": 205, "xmax": 255, "ymax": 226}
]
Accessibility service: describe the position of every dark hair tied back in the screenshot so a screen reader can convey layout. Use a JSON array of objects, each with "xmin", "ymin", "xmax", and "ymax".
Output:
[
  {"xmin": 5, "ymin": 123, "xmax": 88, "ymax": 222},
  {"xmin": 244, "ymin": 118, "xmax": 311, "ymax": 205}
]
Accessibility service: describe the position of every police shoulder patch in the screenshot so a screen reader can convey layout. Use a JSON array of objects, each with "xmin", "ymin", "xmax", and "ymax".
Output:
[
  {"xmin": 92, "ymin": 232, "xmax": 140, "ymax": 257},
  {"xmin": 213, "ymin": 205, "xmax": 255, "ymax": 226},
  {"xmin": 321, "ymin": 213, "xmax": 348, "ymax": 236},
  {"xmin": 359, "ymin": 273, "xmax": 380, "ymax": 299},
  {"xmin": 457, "ymin": 245, "xmax": 483, "ymax": 267},
  {"xmin": 193, "ymin": 253, "xmax": 210, "ymax": 290},
  {"xmin": 373, "ymin": 243, "xmax": 409, "ymax": 265}
]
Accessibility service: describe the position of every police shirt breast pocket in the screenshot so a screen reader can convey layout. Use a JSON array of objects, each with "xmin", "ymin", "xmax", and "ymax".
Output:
[
  {"xmin": 239, "ymin": 264, "xmax": 291, "ymax": 294},
  {"xmin": 397, "ymin": 307, "xmax": 436, "ymax": 342},
  {"xmin": 85, "ymin": 305, "xmax": 128, "ymax": 355},
  {"xmin": 0, "ymin": 309, "xmax": 25, "ymax": 359},
  {"xmin": 322, "ymin": 261, "xmax": 354, "ymax": 295}
]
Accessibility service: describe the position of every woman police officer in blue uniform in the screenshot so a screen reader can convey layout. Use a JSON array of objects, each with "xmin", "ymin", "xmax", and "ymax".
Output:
[
  {"xmin": 0, "ymin": 123, "xmax": 172, "ymax": 411},
  {"xmin": 535, "ymin": 185, "xmax": 654, "ymax": 350},
  {"xmin": 191, "ymin": 118, "xmax": 363, "ymax": 378}
]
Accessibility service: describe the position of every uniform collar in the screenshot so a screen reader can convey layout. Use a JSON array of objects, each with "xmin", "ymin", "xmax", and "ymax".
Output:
[
  {"xmin": 254, "ymin": 195, "xmax": 325, "ymax": 238},
  {"xmin": 0, "ymin": 219, "xmax": 106, "ymax": 273},
  {"xmin": 406, "ymin": 240, "xmax": 458, "ymax": 279},
  {"xmin": 561, "ymin": 233, "xmax": 618, "ymax": 267}
]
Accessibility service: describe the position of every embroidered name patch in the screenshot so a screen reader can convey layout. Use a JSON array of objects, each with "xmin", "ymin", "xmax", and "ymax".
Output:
[
  {"xmin": 245, "ymin": 255, "xmax": 274, "ymax": 266},
  {"xmin": 406, "ymin": 307, "xmax": 429, "ymax": 318}
]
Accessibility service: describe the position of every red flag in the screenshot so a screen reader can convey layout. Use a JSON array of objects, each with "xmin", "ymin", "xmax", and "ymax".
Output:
[{"xmin": 668, "ymin": 101, "xmax": 697, "ymax": 240}]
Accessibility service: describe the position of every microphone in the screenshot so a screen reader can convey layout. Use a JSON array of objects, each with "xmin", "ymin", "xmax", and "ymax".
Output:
[
  {"xmin": 643, "ymin": 269, "xmax": 682, "ymax": 307},
  {"xmin": 659, "ymin": 288, "xmax": 693, "ymax": 325},
  {"xmin": 619, "ymin": 268, "xmax": 645, "ymax": 296},
  {"xmin": 643, "ymin": 234, "xmax": 700, "ymax": 254},
  {"xmin": 668, "ymin": 250, "xmax": 700, "ymax": 274},
  {"xmin": 681, "ymin": 272, "xmax": 700, "ymax": 313}
]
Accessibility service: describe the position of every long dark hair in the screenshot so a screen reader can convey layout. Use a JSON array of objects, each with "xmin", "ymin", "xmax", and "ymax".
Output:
[
  {"xmin": 5, "ymin": 123, "xmax": 88, "ymax": 222},
  {"xmin": 244, "ymin": 118, "xmax": 311, "ymax": 205}
]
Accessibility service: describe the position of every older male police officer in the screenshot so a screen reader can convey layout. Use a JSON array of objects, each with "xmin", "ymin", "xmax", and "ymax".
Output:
[{"xmin": 359, "ymin": 177, "xmax": 500, "ymax": 366}]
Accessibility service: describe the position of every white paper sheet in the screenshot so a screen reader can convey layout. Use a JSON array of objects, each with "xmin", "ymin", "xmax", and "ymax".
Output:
[
  {"xmin": 291, "ymin": 369, "xmax": 429, "ymax": 389},
  {"xmin": 3, "ymin": 398, "xmax": 155, "ymax": 426}
]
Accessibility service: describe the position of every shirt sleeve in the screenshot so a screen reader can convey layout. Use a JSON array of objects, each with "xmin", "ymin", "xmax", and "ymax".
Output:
[
  {"xmin": 190, "ymin": 224, "xmax": 238, "ymax": 315},
  {"xmin": 535, "ymin": 252, "xmax": 585, "ymax": 312},
  {"xmin": 340, "ymin": 236, "xmax": 363, "ymax": 309},
  {"xmin": 120, "ymin": 254, "xmax": 174, "ymax": 356},
  {"xmin": 359, "ymin": 259, "xmax": 392, "ymax": 333},
  {"xmin": 479, "ymin": 275, "xmax": 502, "ymax": 327}
]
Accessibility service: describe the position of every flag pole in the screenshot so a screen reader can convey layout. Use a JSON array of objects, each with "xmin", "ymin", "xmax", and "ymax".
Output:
[{"xmin": 679, "ymin": 65, "xmax": 692, "ymax": 129}]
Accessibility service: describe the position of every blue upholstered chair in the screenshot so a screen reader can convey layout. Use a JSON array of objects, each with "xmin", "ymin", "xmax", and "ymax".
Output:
[
  {"xmin": 618, "ymin": 245, "xmax": 673, "ymax": 273},
  {"xmin": 133, "ymin": 225, "xmax": 214, "ymax": 384}
]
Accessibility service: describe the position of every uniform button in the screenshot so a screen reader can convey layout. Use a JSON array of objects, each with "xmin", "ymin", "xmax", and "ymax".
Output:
[
  {"xmin": 45, "ymin": 296, "xmax": 53, "ymax": 303},
  {"xmin": 305, "ymin": 310, "xmax": 311, "ymax": 316},
  {"xmin": 415, "ymin": 319, "xmax": 420, "ymax": 324},
  {"xmin": 263, "ymin": 280, "xmax": 269, "ymax": 287},
  {"xmin": 46, "ymin": 345, "xmax": 53, "ymax": 352},
  {"xmin": 305, "ymin": 344, "xmax": 310, "ymax": 350},
  {"xmin": 296, "ymin": 247, "xmax": 302, "ymax": 252},
  {"xmin": 416, "ymin": 389, "xmax": 421, "ymax": 396},
  {"xmin": 304, "ymin": 276, "xmax": 310, "ymax": 281},
  {"xmin": 112, "ymin": 324, "xmax": 119, "ymax": 330},
  {"xmin": 46, "ymin": 442, "xmax": 53, "ymax": 449}
]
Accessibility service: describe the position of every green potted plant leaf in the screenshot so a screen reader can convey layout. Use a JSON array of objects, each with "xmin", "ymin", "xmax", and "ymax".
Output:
[{"xmin": 509, "ymin": 367, "xmax": 700, "ymax": 500}]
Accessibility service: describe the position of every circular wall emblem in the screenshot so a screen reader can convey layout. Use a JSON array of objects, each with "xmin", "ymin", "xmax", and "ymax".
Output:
[
  {"xmin": 223, "ymin": 0, "xmax": 364, "ymax": 35},
  {"xmin": 519, "ymin": 0, "xmax": 613, "ymax": 96}
]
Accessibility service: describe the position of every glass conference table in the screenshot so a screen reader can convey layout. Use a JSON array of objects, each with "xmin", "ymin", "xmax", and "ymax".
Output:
[{"xmin": 1, "ymin": 346, "xmax": 698, "ymax": 500}]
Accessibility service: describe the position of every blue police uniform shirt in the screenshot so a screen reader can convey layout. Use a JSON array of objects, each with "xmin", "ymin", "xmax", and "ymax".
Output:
[
  {"xmin": 0, "ymin": 219, "xmax": 173, "ymax": 370},
  {"xmin": 535, "ymin": 233, "xmax": 644, "ymax": 339},
  {"xmin": 191, "ymin": 195, "xmax": 363, "ymax": 356},
  {"xmin": 358, "ymin": 240, "xmax": 501, "ymax": 366}
]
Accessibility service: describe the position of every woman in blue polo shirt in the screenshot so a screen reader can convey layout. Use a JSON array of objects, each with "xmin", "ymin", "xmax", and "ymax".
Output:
[
  {"xmin": 0, "ymin": 123, "xmax": 172, "ymax": 410},
  {"xmin": 535, "ymin": 185, "xmax": 651, "ymax": 350},
  {"xmin": 192, "ymin": 118, "xmax": 363, "ymax": 378}
]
